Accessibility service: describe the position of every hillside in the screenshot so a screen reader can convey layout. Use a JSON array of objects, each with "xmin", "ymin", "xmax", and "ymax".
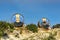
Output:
[{"xmin": 1, "ymin": 28, "xmax": 60, "ymax": 40}]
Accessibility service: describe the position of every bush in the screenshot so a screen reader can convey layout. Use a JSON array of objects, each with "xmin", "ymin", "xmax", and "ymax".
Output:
[
  {"xmin": 0, "ymin": 21, "xmax": 14, "ymax": 38},
  {"xmin": 0, "ymin": 30, "xmax": 4, "ymax": 38},
  {"xmin": 7, "ymin": 23, "xmax": 14, "ymax": 32},
  {"xmin": 26, "ymin": 24, "xmax": 38, "ymax": 33},
  {"xmin": 52, "ymin": 24, "xmax": 60, "ymax": 29}
]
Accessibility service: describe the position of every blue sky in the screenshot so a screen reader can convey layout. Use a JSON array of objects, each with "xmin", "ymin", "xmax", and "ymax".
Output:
[{"xmin": 0, "ymin": 0, "xmax": 60, "ymax": 26}]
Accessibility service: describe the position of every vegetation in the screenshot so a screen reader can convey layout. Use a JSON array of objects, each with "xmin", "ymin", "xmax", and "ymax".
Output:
[
  {"xmin": 26, "ymin": 24, "xmax": 38, "ymax": 33},
  {"xmin": 52, "ymin": 24, "xmax": 60, "ymax": 29},
  {"xmin": 0, "ymin": 21, "xmax": 14, "ymax": 38},
  {"xmin": 0, "ymin": 20, "xmax": 60, "ymax": 40},
  {"xmin": 44, "ymin": 33, "xmax": 56, "ymax": 40}
]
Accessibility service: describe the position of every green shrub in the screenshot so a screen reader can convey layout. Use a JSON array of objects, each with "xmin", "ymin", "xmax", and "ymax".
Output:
[
  {"xmin": 0, "ymin": 21, "xmax": 14, "ymax": 36},
  {"xmin": 52, "ymin": 24, "xmax": 60, "ymax": 29},
  {"xmin": 0, "ymin": 21, "xmax": 14, "ymax": 30},
  {"xmin": 26, "ymin": 24, "xmax": 38, "ymax": 33},
  {"xmin": 0, "ymin": 30, "xmax": 4, "ymax": 38}
]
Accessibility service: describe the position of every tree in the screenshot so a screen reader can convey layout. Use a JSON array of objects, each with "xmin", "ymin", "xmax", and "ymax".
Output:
[{"xmin": 26, "ymin": 24, "xmax": 38, "ymax": 33}]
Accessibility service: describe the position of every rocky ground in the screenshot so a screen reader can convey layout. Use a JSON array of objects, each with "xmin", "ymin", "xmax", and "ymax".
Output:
[{"xmin": 1, "ymin": 28, "xmax": 60, "ymax": 40}]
